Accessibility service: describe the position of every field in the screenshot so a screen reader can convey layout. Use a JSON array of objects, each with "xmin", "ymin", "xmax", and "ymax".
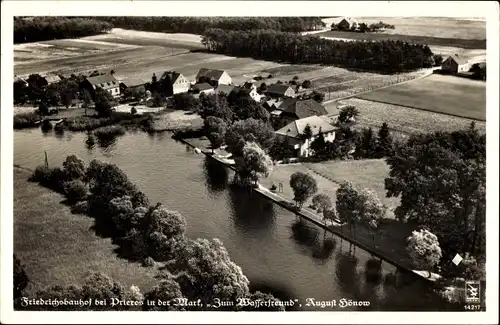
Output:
[
  {"xmin": 14, "ymin": 28, "xmax": 425, "ymax": 102},
  {"xmin": 325, "ymin": 98, "xmax": 486, "ymax": 136},
  {"xmin": 13, "ymin": 167, "xmax": 160, "ymax": 296},
  {"xmin": 355, "ymin": 74, "xmax": 486, "ymax": 121},
  {"xmin": 318, "ymin": 17, "xmax": 486, "ymax": 61}
]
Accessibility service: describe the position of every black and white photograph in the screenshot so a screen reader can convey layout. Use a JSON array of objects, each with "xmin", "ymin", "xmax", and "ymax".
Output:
[{"xmin": 1, "ymin": 1, "xmax": 498, "ymax": 324}]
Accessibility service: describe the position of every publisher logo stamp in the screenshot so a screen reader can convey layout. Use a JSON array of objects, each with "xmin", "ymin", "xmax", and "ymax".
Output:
[{"xmin": 465, "ymin": 281, "xmax": 480, "ymax": 304}]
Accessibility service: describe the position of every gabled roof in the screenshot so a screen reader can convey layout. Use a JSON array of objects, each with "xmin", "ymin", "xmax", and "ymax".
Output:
[
  {"xmin": 43, "ymin": 74, "xmax": 61, "ymax": 84},
  {"xmin": 120, "ymin": 77, "xmax": 149, "ymax": 88},
  {"xmin": 216, "ymin": 84, "xmax": 238, "ymax": 95},
  {"xmin": 331, "ymin": 17, "xmax": 358, "ymax": 25},
  {"xmin": 196, "ymin": 68, "xmax": 227, "ymax": 81},
  {"xmin": 160, "ymin": 71, "xmax": 182, "ymax": 83},
  {"xmin": 276, "ymin": 115, "xmax": 336, "ymax": 139},
  {"xmin": 266, "ymin": 84, "xmax": 295, "ymax": 96},
  {"xmin": 279, "ymin": 98, "xmax": 328, "ymax": 119},
  {"xmin": 193, "ymin": 83, "xmax": 214, "ymax": 92},
  {"xmin": 447, "ymin": 54, "xmax": 469, "ymax": 65},
  {"xmin": 85, "ymin": 74, "xmax": 119, "ymax": 89}
]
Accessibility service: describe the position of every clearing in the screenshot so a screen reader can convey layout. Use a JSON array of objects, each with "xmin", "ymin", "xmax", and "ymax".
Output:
[
  {"xmin": 14, "ymin": 167, "xmax": 160, "ymax": 296},
  {"xmin": 355, "ymin": 74, "xmax": 486, "ymax": 121}
]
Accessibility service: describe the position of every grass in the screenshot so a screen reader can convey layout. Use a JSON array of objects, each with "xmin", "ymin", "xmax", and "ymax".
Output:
[
  {"xmin": 317, "ymin": 30, "xmax": 486, "ymax": 49},
  {"xmin": 328, "ymin": 98, "xmax": 486, "ymax": 135},
  {"xmin": 355, "ymin": 74, "xmax": 486, "ymax": 121},
  {"xmin": 13, "ymin": 167, "xmax": 160, "ymax": 297}
]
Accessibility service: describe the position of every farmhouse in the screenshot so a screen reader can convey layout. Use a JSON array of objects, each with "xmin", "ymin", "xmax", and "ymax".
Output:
[
  {"xmin": 266, "ymin": 84, "xmax": 296, "ymax": 99},
  {"xmin": 441, "ymin": 54, "xmax": 470, "ymax": 74},
  {"xmin": 159, "ymin": 71, "xmax": 191, "ymax": 96},
  {"xmin": 331, "ymin": 17, "xmax": 359, "ymax": 31},
  {"xmin": 195, "ymin": 68, "xmax": 232, "ymax": 86},
  {"xmin": 271, "ymin": 98, "xmax": 328, "ymax": 129},
  {"xmin": 119, "ymin": 78, "xmax": 148, "ymax": 92},
  {"xmin": 240, "ymin": 81, "xmax": 263, "ymax": 102},
  {"xmin": 275, "ymin": 115, "xmax": 336, "ymax": 158},
  {"xmin": 81, "ymin": 74, "xmax": 120, "ymax": 98}
]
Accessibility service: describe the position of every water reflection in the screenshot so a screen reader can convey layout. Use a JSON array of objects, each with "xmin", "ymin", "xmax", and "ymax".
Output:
[
  {"xmin": 291, "ymin": 219, "xmax": 319, "ymax": 247},
  {"xmin": 228, "ymin": 184, "xmax": 276, "ymax": 232},
  {"xmin": 97, "ymin": 137, "xmax": 117, "ymax": 156},
  {"xmin": 203, "ymin": 156, "xmax": 228, "ymax": 194}
]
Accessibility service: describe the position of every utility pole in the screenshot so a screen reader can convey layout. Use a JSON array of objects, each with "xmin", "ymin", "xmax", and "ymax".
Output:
[{"xmin": 44, "ymin": 151, "xmax": 49, "ymax": 169}]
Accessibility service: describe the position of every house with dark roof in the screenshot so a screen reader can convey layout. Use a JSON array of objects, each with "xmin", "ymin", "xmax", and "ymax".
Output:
[
  {"xmin": 81, "ymin": 74, "xmax": 120, "ymax": 98},
  {"xmin": 119, "ymin": 77, "xmax": 149, "ymax": 92},
  {"xmin": 275, "ymin": 115, "xmax": 336, "ymax": 158},
  {"xmin": 192, "ymin": 83, "xmax": 215, "ymax": 95},
  {"xmin": 158, "ymin": 71, "xmax": 191, "ymax": 96},
  {"xmin": 442, "ymin": 54, "xmax": 470, "ymax": 74},
  {"xmin": 216, "ymin": 84, "xmax": 238, "ymax": 96},
  {"xmin": 195, "ymin": 68, "xmax": 232, "ymax": 86},
  {"xmin": 271, "ymin": 98, "xmax": 328, "ymax": 129},
  {"xmin": 266, "ymin": 84, "xmax": 296, "ymax": 99}
]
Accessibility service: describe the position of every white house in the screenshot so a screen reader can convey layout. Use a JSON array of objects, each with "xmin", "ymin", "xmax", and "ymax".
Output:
[
  {"xmin": 195, "ymin": 68, "xmax": 232, "ymax": 86},
  {"xmin": 159, "ymin": 71, "xmax": 191, "ymax": 95},
  {"xmin": 82, "ymin": 74, "xmax": 121, "ymax": 98},
  {"xmin": 442, "ymin": 54, "xmax": 470, "ymax": 74},
  {"xmin": 275, "ymin": 115, "xmax": 336, "ymax": 158},
  {"xmin": 241, "ymin": 81, "xmax": 263, "ymax": 102}
]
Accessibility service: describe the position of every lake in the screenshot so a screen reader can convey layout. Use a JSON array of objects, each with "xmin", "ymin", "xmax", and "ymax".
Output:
[{"xmin": 13, "ymin": 129, "xmax": 453, "ymax": 311}]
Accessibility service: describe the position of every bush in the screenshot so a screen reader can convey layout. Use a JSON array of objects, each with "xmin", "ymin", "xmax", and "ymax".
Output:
[
  {"xmin": 293, "ymin": 76, "xmax": 299, "ymax": 80},
  {"xmin": 302, "ymin": 80, "xmax": 312, "ymax": 88},
  {"xmin": 54, "ymin": 122, "xmax": 64, "ymax": 133},
  {"xmin": 14, "ymin": 112, "xmax": 41, "ymax": 129},
  {"xmin": 63, "ymin": 180, "xmax": 88, "ymax": 203},
  {"xmin": 30, "ymin": 166, "xmax": 67, "ymax": 192},
  {"xmin": 71, "ymin": 200, "xmax": 89, "ymax": 214},
  {"xmin": 267, "ymin": 74, "xmax": 273, "ymax": 79},
  {"xmin": 270, "ymin": 184, "xmax": 277, "ymax": 192},
  {"xmin": 93, "ymin": 125, "xmax": 126, "ymax": 138},
  {"xmin": 142, "ymin": 257, "xmax": 155, "ymax": 267}
]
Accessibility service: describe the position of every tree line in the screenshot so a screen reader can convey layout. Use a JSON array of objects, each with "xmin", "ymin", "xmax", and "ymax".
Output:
[
  {"xmin": 97, "ymin": 16, "xmax": 325, "ymax": 34},
  {"xmin": 14, "ymin": 17, "xmax": 113, "ymax": 44},
  {"xmin": 202, "ymin": 28, "xmax": 435, "ymax": 73},
  {"xmin": 19, "ymin": 156, "xmax": 285, "ymax": 311}
]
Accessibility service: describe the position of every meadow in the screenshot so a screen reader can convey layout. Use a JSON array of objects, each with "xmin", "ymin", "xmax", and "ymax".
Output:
[
  {"xmin": 355, "ymin": 74, "xmax": 486, "ymax": 121},
  {"xmin": 13, "ymin": 167, "xmax": 160, "ymax": 297}
]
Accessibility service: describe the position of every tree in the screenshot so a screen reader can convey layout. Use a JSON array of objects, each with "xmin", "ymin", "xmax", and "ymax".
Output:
[
  {"xmin": 58, "ymin": 79, "xmax": 79, "ymax": 108},
  {"xmin": 143, "ymin": 204, "xmax": 187, "ymax": 261},
  {"xmin": 37, "ymin": 101, "xmax": 50, "ymax": 116},
  {"xmin": 204, "ymin": 116, "xmax": 228, "ymax": 153},
  {"xmin": 143, "ymin": 278, "xmax": 186, "ymax": 311},
  {"xmin": 302, "ymin": 80, "xmax": 312, "ymax": 88},
  {"xmin": 124, "ymin": 86, "xmax": 146, "ymax": 102},
  {"xmin": 150, "ymin": 91, "xmax": 164, "ymax": 108},
  {"xmin": 356, "ymin": 127, "xmax": 377, "ymax": 158},
  {"xmin": 336, "ymin": 181, "xmax": 362, "ymax": 237},
  {"xmin": 312, "ymin": 193, "xmax": 333, "ymax": 226},
  {"xmin": 375, "ymin": 122, "xmax": 393, "ymax": 158},
  {"xmin": 258, "ymin": 82, "xmax": 268, "ymax": 93},
  {"xmin": 169, "ymin": 238, "xmax": 250, "ymax": 309},
  {"xmin": 81, "ymin": 89, "xmax": 93, "ymax": 115},
  {"xmin": 240, "ymin": 142, "xmax": 273, "ymax": 185},
  {"xmin": 289, "ymin": 172, "xmax": 318, "ymax": 208},
  {"xmin": 310, "ymin": 130, "xmax": 327, "ymax": 157},
  {"xmin": 338, "ymin": 105, "xmax": 359, "ymax": 124},
  {"xmin": 225, "ymin": 118, "xmax": 275, "ymax": 157},
  {"xmin": 406, "ymin": 229, "xmax": 442, "ymax": 278},
  {"xmin": 301, "ymin": 124, "xmax": 313, "ymax": 141},
  {"xmin": 14, "ymin": 254, "xmax": 29, "ymax": 299},
  {"xmin": 311, "ymin": 90, "xmax": 325, "ymax": 103},
  {"xmin": 385, "ymin": 128, "xmax": 486, "ymax": 266},
  {"xmin": 433, "ymin": 54, "xmax": 444, "ymax": 66},
  {"xmin": 62, "ymin": 155, "xmax": 86, "ymax": 180},
  {"xmin": 63, "ymin": 179, "xmax": 88, "ymax": 203},
  {"xmin": 358, "ymin": 188, "xmax": 386, "ymax": 246},
  {"xmin": 94, "ymin": 88, "xmax": 116, "ymax": 117}
]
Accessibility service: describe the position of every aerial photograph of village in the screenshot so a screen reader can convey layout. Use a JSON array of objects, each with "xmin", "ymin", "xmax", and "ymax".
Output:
[{"xmin": 9, "ymin": 12, "xmax": 489, "ymax": 316}]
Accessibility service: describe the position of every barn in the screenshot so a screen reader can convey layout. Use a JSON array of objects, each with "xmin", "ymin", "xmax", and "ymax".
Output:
[{"xmin": 441, "ymin": 54, "xmax": 470, "ymax": 74}]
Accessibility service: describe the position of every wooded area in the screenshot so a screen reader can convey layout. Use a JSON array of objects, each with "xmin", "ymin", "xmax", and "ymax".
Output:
[
  {"xmin": 202, "ymin": 28, "xmax": 436, "ymax": 72},
  {"xmin": 14, "ymin": 17, "xmax": 113, "ymax": 43}
]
